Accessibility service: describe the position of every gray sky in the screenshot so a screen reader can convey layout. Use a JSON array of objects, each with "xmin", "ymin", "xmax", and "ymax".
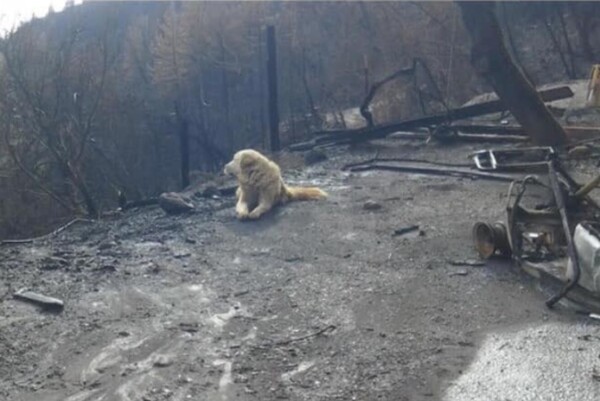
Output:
[{"xmin": 1, "ymin": 0, "xmax": 83, "ymax": 33}]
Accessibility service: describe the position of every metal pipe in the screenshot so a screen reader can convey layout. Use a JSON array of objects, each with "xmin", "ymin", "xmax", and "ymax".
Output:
[
  {"xmin": 575, "ymin": 173, "xmax": 600, "ymax": 198},
  {"xmin": 348, "ymin": 163, "xmax": 518, "ymax": 182},
  {"xmin": 545, "ymin": 159, "xmax": 581, "ymax": 308}
]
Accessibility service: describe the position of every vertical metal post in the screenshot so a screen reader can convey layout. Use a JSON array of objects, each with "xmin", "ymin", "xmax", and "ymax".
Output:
[{"xmin": 266, "ymin": 25, "xmax": 280, "ymax": 152}]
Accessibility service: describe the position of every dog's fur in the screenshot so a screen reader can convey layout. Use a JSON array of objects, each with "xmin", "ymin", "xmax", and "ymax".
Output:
[{"xmin": 224, "ymin": 149, "xmax": 327, "ymax": 220}]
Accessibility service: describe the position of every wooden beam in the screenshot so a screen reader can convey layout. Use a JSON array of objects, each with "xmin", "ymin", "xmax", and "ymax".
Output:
[{"xmin": 289, "ymin": 86, "xmax": 573, "ymax": 151}]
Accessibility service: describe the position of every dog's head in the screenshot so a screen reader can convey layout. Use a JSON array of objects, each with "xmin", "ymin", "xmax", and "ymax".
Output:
[{"xmin": 224, "ymin": 149, "xmax": 261, "ymax": 179}]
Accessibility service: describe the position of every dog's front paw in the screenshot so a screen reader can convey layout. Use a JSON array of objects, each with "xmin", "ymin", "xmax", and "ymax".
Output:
[
  {"xmin": 246, "ymin": 212, "xmax": 259, "ymax": 220},
  {"xmin": 236, "ymin": 202, "xmax": 249, "ymax": 220}
]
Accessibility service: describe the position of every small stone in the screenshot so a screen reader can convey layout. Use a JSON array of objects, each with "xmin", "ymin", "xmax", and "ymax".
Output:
[
  {"xmin": 363, "ymin": 200, "xmax": 382, "ymax": 211},
  {"xmin": 100, "ymin": 264, "xmax": 117, "ymax": 273},
  {"xmin": 158, "ymin": 192, "xmax": 194, "ymax": 214},
  {"xmin": 153, "ymin": 355, "xmax": 174, "ymax": 368},
  {"xmin": 145, "ymin": 262, "xmax": 161, "ymax": 274},
  {"xmin": 98, "ymin": 241, "xmax": 117, "ymax": 251},
  {"xmin": 174, "ymin": 251, "xmax": 191, "ymax": 259},
  {"xmin": 179, "ymin": 322, "xmax": 199, "ymax": 333},
  {"xmin": 448, "ymin": 269, "xmax": 469, "ymax": 277}
]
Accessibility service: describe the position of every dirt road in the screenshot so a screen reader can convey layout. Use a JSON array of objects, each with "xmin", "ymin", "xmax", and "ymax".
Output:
[{"xmin": 1, "ymin": 141, "xmax": 599, "ymax": 401}]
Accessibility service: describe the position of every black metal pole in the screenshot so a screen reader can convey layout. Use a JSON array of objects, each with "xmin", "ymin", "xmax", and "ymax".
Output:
[
  {"xmin": 266, "ymin": 25, "xmax": 280, "ymax": 152},
  {"xmin": 545, "ymin": 158, "xmax": 581, "ymax": 308}
]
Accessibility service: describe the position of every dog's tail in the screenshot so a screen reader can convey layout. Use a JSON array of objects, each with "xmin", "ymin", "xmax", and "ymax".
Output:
[{"xmin": 285, "ymin": 185, "xmax": 328, "ymax": 201}]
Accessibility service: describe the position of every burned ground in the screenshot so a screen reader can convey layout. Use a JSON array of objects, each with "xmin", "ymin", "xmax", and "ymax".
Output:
[{"xmin": 1, "ymin": 140, "xmax": 599, "ymax": 401}]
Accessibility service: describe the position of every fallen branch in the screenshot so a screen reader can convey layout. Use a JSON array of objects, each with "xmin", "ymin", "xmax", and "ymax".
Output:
[
  {"xmin": 393, "ymin": 225, "xmax": 420, "ymax": 237},
  {"xmin": 360, "ymin": 63, "xmax": 416, "ymax": 127},
  {"xmin": 256, "ymin": 324, "xmax": 337, "ymax": 348},
  {"xmin": 0, "ymin": 218, "xmax": 94, "ymax": 245},
  {"xmin": 13, "ymin": 288, "xmax": 64, "ymax": 311},
  {"xmin": 121, "ymin": 198, "xmax": 158, "ymax": 210}
]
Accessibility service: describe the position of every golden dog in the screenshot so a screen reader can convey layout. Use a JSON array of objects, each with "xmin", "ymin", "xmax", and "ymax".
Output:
[{"xmin": 224, "ymin": 149, "xmax": 327, "ymax": 220}]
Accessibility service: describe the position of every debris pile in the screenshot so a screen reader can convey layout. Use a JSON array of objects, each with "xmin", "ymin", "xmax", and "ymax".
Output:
[{"xmin": 286, "ymin": 73, "xmax": 600, "ymax": 313}]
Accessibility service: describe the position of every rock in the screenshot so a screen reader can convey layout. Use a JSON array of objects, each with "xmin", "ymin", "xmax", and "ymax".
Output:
[
  {"xmin": 173, "ymin": 251, "xmax": 191, "ymax": 259},
  {"xmin": 304, "ymin": 149, "xmax": 328, "ymax": 165},
  {"xmin": 98, "ymin": 241, "xmax": 117, "ymax": 250},
  {"xmin": 99, "ymin": 264, "xmax": 117, "ymax": 273},
  {"xmin": 158, "ymin": 192, "xmax": 194, "ymax": 214},
  {"xmin": 144, "ymin": 262, "xmax": 161, "ymax": 274},
  {"xmin": 363, "ymin": 200, "xmax": 382, "ymax": 211}
]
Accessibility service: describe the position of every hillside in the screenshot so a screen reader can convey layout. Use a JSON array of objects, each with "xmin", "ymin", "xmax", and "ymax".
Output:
[{"xmin": 2, "ymin": 1, "xmax": 600, "ymax": 237}]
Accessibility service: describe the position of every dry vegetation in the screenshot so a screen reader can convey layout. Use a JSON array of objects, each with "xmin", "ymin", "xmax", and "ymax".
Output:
[{"xmin": 0, "ymin": 1, "xmax": 599, "ymax": 238}]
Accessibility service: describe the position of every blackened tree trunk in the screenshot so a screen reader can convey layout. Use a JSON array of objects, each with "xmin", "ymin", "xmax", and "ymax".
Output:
[
  {"xmin": 569, "ymin": 3, "xmax": 596, "ymax": 63},
  {"xmin": 458, "ymin": 1, "xmax": 567, "ymax": 146},
  {"xmin": 174, "ymin": 102, "xmax": 190, "ymax": 189},
  {"xmin": 266, "ymin": 25, "xmax": 281, "ymax": 152},
  {"xmin": 179, "ymin": 118, "xmax": 190, "ymax": 189}
]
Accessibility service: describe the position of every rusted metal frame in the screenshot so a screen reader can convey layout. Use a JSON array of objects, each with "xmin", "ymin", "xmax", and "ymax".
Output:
[
  {"xmin": 506, "ymin": 176, "xmax": 541, "ymax": 264},
  {"xmin": 545, "ymin": 159, "xmax": 581, "ymax": 308},
  {"xmin": 553, "ymin": 160, "xmax": 600, "ymax": 210},
  {"xmin": 470, "ymin": 147, "xmax": 555, "ymax": 172}
]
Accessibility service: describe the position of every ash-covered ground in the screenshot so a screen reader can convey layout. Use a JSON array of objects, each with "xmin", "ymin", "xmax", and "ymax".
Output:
[{"xmin": 1, "ymin": 139, "xmax": 599, "ymax": 401}]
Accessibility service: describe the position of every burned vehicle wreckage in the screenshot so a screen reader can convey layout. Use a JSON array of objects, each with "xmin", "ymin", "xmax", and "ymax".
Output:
[{"xmin": 473, "ymin": 148, "xmax": 600, "ymax": 313}]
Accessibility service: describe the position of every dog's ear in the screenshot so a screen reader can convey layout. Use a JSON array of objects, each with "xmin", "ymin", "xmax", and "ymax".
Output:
[{"xmin": 240, "ymin": 153, "xmax": 257, "ymax": 170}]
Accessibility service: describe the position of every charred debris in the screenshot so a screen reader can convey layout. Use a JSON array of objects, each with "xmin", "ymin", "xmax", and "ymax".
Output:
[
  {"xmin": 6, "ymin": 2, "xmax": 600, "ymax": 317},
  {"xmin": 286, "ymin": 59, "xmax": 600, "ymax": 314},
  {"xmin": 275, "ymin": 2, "xmax": 600, "ymax": 314}
]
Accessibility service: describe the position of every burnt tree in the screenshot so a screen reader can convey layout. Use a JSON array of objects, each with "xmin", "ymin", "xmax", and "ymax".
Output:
[
  {"xmin": 458, "ymin": 1, "xmax": 567, "ymax": 147},
  {"xmin": 266, "ymin": 25, "xmax": 281, "ymax": 152}
]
